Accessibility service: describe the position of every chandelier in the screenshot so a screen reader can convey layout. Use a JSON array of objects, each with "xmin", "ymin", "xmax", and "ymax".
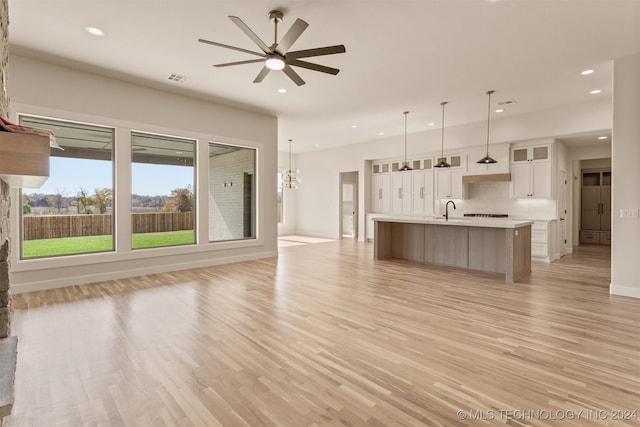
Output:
[{"xmin": 283, "ymin": 139, "xmax": 300, "ymax": 189}]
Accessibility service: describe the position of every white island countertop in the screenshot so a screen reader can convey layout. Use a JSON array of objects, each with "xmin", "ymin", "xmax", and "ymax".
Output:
[{"xmin": 372, "ymin": 216, "xmax": 533, "ymax": 229}]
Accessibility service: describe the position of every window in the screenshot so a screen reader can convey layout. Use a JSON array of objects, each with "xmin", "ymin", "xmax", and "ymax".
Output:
[
  {"xmin": 131, "ymin": 132, "xmax": 195, "ymax": 249},
  {"xmin": 208, "ymin": 143, "xmax": 256, "ymax": 241},
  {"xmin": 277, "ymin": 171, "xmax": 284, "ymax": 223},
  {"xmin": 20, "ymin": 116, "xmax": 115, "ymax": 258}
]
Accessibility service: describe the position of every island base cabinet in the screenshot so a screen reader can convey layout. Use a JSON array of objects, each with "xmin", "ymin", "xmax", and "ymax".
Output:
[
  {"xmin": 374, "ymin": 220, "xmax": 531, "ymax": 283},
  {"xmin": 424, "ymin": 225, "xmax": 468, "ymax": 268},
  {"xmin": 467, "ymin": 227, "xmax": 531, "ymax": 282},
  {"xmin": 468, "ymin": 228, "xmax": 507, "ymax": 274},
  {"xmin": 507, "ymin": 226, "xmax": 532, "ymax": 283}
]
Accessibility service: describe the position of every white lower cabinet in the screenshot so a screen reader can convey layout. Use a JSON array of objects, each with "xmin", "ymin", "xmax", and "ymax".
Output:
[
  {"xmin": 366, "ymin": 214, "xmax": 375, "ymax": 241},
  {"xmin": 531, "ymin": 220, "xmax": 556, "ymax": 262}
]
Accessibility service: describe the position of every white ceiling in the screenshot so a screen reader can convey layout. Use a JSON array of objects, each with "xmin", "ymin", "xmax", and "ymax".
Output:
[{"xmin": 7, "ymin": 1, "xmax": 640, "ymax": 153}]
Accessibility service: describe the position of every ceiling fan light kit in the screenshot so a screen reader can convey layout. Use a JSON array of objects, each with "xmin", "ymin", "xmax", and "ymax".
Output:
[
  {"xmin": 199, "ymin": 10, "xmax": 346, "ymax": 86},
  {"xmin": 477, "ymin": 90, "xmax": 498, "ymax": 164}
]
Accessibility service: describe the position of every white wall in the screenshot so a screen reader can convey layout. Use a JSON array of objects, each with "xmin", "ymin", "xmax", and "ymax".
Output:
[
  {"xmin": 277, "ymin": 150, "xmax": 298, "ymax": 236},
  {"xmin": 611, "ymin": 53, "xmax": 640, "ymax": 298},
  {"xmin": 287, "ymin": 98, "xmax": 611, "ymax": 240},
  {"xmin": 8, "ymin": 55, "xmax": 278, "ymax": 293}
]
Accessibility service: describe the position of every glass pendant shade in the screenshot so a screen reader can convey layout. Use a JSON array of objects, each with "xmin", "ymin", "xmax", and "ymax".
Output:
[
  {"xmin": 434, "ymin": 101, "xmax": 450, "ymax": 168},
  {"xmin": 477, "ymin": 90, "xmax": 498, "ymax": 164}
]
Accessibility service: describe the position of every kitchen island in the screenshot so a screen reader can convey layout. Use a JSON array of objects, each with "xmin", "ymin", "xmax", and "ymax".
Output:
[{"xmin": 373, "ymin": 217, "xmax": 532, "ymax": 283}]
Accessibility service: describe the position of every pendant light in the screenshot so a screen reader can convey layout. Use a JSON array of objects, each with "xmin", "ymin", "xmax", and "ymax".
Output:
[
  {"xmin": 434, "ymin": 101, "xmax": 450, "ymax": 168},
  {"xmin": 477, "ymin": 90, "xmax": 498, "ymax": 164},
  {"xmin": 283, "ymin": 139, "xmax": 300, "ymax": 189},
  {"xmin": 399, "ymin": 111, "xmax": 412, "ymax": 171}
]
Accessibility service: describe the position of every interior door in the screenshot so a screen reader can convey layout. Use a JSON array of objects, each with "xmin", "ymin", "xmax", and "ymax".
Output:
[
  {"xmin": 340, "ymin": 171, "xmax": 359, "ymax": 239},
  {"xmin": 342, "ymin": 183, "xmax": 354, "ymax": 237},
  {"xmin": 559, "ymin": 170, "xmax": 567, "ymax": 256}
]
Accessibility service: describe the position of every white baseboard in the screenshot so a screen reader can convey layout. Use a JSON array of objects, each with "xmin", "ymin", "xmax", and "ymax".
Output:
[
  {"xmin": 610, "ymin": 283, "xmax": 640, "ymax": 299},
  {"xmin": 11, "ymin": 250, "xmax": 278, "ymax": 294}
]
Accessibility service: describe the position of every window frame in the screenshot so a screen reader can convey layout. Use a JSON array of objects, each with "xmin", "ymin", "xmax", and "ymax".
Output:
[
  {"xmin": 18, "ymin": 114, "xmax": 116, "ymax": 259},
  {"xmin": 207, "ymin": 141, "xmax": 258, "ymax": 243},
  {"xmin": 130, "ymin": 130, "xmax": 198, "ymax": 250}
]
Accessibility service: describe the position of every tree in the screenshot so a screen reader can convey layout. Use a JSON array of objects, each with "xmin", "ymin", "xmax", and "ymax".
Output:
[
  {"xmin": 73, "ymin": 188, "xmax": 94, "ymax": 214},
  {"xmin": 53, "ymin": 188, "xmax": 68, "ymax": 214},
  {"xmin": 23, "ymin": 203, "xmax": 32, "ymax": 215},
  {"xmin": 163, "ymin": 186, "xmax": 194, "ymax": 213},
  {"xmin": 93, "ymin": 188, "xmax": 112, "ymax": 214}
]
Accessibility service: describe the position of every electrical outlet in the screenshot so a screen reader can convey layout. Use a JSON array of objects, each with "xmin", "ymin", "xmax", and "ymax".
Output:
[{"xmin": 619, "ymin": 209, "xmax": 639, "ymax": 219}]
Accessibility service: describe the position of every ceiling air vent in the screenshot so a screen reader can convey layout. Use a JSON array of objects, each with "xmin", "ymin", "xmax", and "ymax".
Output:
[
  {"xmin": 168, "ymin": 73, "xmax": 190, "ymax": 83},
  {"xmin": 497, "ymin": 99, "xmax": 517, "ymax": 106}
]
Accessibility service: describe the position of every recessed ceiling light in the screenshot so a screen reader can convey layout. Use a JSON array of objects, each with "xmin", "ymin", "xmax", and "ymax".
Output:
[
  {"xmin": 495, "ymin": 109, "xmax": 504, "ymax": 113},
  {"xmin": 597, "ymin": 136, "xmax": 608, "ymax": 140},
  {"xmin": 277, "ymin": 88, "xmax": 287, "ymax": 93},
  {"xmin": 428, "ymin": 122, "xmax": 435, "ymax": 126},
  {"xmin": 581, "ymin": 69, "xmax": 594, "ymax": 75},
  {"xmin": 351, "ymin": 125, "xmax": 358, "ymax": 128},
  {"xmin": 378, "ymin": 132, "xmax": 384, "ymax": 135},
  {"xmin": 85, "ymin": 26, "xmax": 105, "ymax": 36},
  {"xmin": 314, "ymin": 144, "xmax": 320, "ymax": 147},
  {"xmin": 590, "ymin": 89, "xmax": 602, "ymax": 95}
]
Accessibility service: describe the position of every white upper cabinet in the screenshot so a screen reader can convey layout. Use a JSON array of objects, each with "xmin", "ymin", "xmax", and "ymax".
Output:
[
  {"xmin": 510, "ymin": 143, "xmax": 553, "ymax": 198},
  {"xmin": 434, "ymin": 154, "xmax": 465, "ymax": 199},
  {"xmin": 512, "ymin": 144, "xmax": 550, "ymax": 163}
]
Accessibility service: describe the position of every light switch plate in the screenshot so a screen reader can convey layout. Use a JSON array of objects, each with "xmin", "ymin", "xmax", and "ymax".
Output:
[{"xmin": 619, "ymin": 209, "xmax": 639, "ymax": 219}]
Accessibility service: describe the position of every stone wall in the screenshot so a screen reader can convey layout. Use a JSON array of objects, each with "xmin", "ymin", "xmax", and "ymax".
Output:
[{"xmin": 0, "ymin": 0, "xmax": 12, "ymax": 338}]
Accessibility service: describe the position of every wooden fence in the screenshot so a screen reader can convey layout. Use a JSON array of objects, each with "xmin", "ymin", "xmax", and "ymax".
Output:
[{"xmin": 23, "ymin": 212, "xmax": 193, "ymax": 240}]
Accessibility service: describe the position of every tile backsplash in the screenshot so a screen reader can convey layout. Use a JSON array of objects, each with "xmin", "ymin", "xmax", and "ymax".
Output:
[{"xmin": 437, "ymin": 182, "xmax": 557, "ymax": 220}]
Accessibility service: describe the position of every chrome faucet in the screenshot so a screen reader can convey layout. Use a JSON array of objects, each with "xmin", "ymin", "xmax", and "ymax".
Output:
[{"xmin": 445, "ymin": 200, "xmax": 456, "ymax": 220}]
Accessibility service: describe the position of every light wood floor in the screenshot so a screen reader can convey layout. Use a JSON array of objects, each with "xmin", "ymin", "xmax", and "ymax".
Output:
[{"xmin": 5, "ymin": 242, "xmax": 640, "ymax": 426}]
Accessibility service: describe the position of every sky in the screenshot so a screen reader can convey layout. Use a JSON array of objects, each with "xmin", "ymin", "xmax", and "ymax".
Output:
[{"xmin": 24, "ymin": 157, "xmax": 194, "ymax": 197}]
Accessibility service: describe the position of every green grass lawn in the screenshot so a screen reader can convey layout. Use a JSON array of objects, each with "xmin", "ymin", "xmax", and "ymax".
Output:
[{"xmin": 23, "ymin": 230, "xmax": 195, "ymax": 257}]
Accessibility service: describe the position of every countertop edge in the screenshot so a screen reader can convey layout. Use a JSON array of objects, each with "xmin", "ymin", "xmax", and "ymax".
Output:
[{"xmin": 372, "ymin": 217, "xmax": 534, "ymax": 229}]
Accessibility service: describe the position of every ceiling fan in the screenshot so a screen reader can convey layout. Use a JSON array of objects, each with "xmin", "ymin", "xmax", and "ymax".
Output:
[{"xmin": 198, "ymin": 10, "xmax": 346, "ymax": 86}]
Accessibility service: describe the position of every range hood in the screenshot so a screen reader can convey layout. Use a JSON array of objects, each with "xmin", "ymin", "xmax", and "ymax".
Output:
[{"xmin": 462, "ymin": 173, "xmax": 511, "ymax": 184}]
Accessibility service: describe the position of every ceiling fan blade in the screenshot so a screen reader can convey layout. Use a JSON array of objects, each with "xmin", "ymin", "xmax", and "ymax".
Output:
[
  {"xmin": 253, "ymin": 66, "xmax": 271, "ymax": 83},
  {"xmin": 286, "ymin": 44, "xmax": 346, "ymax": 59},
  {"xmin": 198, "ymin": 38, "xmax": 266, "ymax": 58},
  {"xmin": 283, "ymin": 65, "xmax": 305, "ymax": 86},
  {"xmin": 214, "ymin": 59, "xmax": 265, "ymax": 68},
  {"xmin": 275, "ymin": 18, "xmax": 309, "ymax": 55},
  {"xmin": 288, "ymin": 59, "xmax": 340, "ymax": 75},
  {"xmin": 228, "ymin": 16, "xmax": 272, "ymax": 54}
]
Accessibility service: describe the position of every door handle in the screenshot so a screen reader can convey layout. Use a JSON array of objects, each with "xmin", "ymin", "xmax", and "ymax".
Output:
[
  {"xmin": 399, "ymin": 188, "xmax": 402, "ymax": 199},
  {"xmin": 420, "ymin": 187, "xmax": 424, "ymax": 199},
  {"xmin": 560, "ymin": 218, "xmax": 565, "ymax": 221},
  {"xmin": 378, "ymin": 188, "xmax": 382, "ymax": 199}
]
